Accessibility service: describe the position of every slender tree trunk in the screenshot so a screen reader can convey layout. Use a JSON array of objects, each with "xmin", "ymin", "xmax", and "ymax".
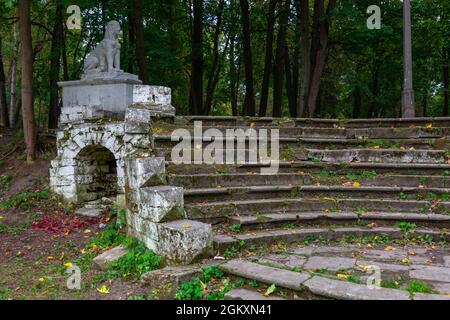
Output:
[
  {"xmin": 443, "ymin": 48, "xmax": 449, "ymax": 117},
  {"xmin": 127, "ymin": 4, "xmax": 135, "ymax": 74},
  {"xmin": 259, "ymin": 0, "xmax": 278, "ymax": 117},
  {"xmin": 204, "ymin": 0, "xmax": 225, "ymax": 115},
  {"xmin": 272, "ymin": 1, "xmax": 289, "ymax": 118},
  {"xmin": 189, "ymin": 0, "xmax": 204, "ymax": 115},
  {"xmin": 285, "ymin": 44, "xmax": 296, "ymax": 117},
  {"xmin": 239, "ymin": 0, "xmax": 255, "ymax": 116},
  {"xmin": 48, "ymin": 0, "xmax": 64, "ymax": 129},
  {"xmin": 297, "ymin": 0, "xmax": 311, "ymax": 117},
  {"xmin": 0, "ymin": 36, "xmax": 10, "ymax": 128},
  {"xmin": 18, "ymin": 0, "xmax": 37, "ymax": 162},
  {"xmin": 134, "ymin": 0, "xmax": 149, "ymax": 84},
  {"xmin": 402, "ymin": 0, "xmax": 416, "ymax": 118},
  {"xmin": 305, "ymin": 0, "xmax": 336, "ymax": 117},
  {"xmin": 368, "ymin": 67, "xmax": 379, "ymax": 118},
  {"xmin": 9, "ymin": 30, "xmax": 19, "ymax": 128},
  {"xmin": 229, "ymin": 34, "xmax": 238, "ymax": 117}
]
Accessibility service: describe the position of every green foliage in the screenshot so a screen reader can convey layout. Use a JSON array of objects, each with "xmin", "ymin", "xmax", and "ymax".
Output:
[
  {"xmin": 229, "ymin": 224, "xmax": 242, "ymax": 233},
  {"xmin": 108, "ymin": 240, "xmax": 162, "ymax": 280},
  {"xmin": 396, "ymin": 221, "xmax": 417, "ymax": 233},
  {"xmin": 175, "ymin": 277, "xmax": 205, "ymax": 300},
  {"xmin": 0, "ymin": 175, "xmax": 13, "ymax": 190},
  {"xmin": 203, "ymin": 266, "xmax": 224, "ymax": 282},
  {"xmin": 0, "ymin": 189, "xmax": 49, "ymax": 210},
  {"xmin": 407, "ymin": 281, "xmax": 437, "ymax": 295}
]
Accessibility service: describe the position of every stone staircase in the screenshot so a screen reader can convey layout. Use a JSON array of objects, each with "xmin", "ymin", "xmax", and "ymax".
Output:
[{"xmin": 151, "ymin": 117, "xmax": 450, "ymax": 252}]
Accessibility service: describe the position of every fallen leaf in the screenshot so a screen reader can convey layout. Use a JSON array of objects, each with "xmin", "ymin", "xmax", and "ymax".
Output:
[
  {"xmin": 47, "ymin": 256, "xmax": 54, "ymax": 261},
  {"xmin": 264, "ymin": 284, "xmax": 277, "ymax": 297},
  {"xmin": 59, "ymin": 252, "xmax": 65, "ymax": 261},
  {"xmin": 401, "ymin": 258, "xmax": 410, "ymax": 265},
  {"xmin": 97, "ymin": 285, "xmax": 110, "ymax": 294},
  {"xmin": 426, "ymin": 123, "xmax": 433, "ymax": 129},
  {"xmin": 64, "ymin": 262, "xmax": 73, "ymax": 268},
  {"xmin": 337, "ymin": 274, "xmax": 350, "ymax": 279},
  {"xmin": 353, "ymin": 182, "xmax": 361, "ymax": 188},
  {"xmin": 0, "ymin": 216, "xmax": 4, "ymax": 222},
  {"xmin": 385, "ymin": 246, "xmax": 396, "ymax": 251},
  {"xmin": 38, "ymin": 278, "xmax": 45, "ymax": 283},
  {"xmin": 84, "ymin": 229, "xmax": 91, "ymax": 234},
  {"xmin": 182, "ymin": 224, "xmax": 192, "ymax": 229}
]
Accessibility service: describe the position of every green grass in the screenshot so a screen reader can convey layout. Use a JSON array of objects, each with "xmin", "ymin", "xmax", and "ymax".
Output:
[
  {"xmin": 0, "ymin": 189, "xmax": 50, "ymax": 210},
  {"xmin": 407, "ymin": 281, "xmax": 437, "ymax": 295},
  {"xmin": 229, "ymin": 224, "xmax": 242, "ymax": 233},
  {"xmin": 396, "ymin": 221, "xmax": 417, "ymax": 233},
  {"xmin": 0, "ymin": 175, "xmax": 13, "ymax": 190}
]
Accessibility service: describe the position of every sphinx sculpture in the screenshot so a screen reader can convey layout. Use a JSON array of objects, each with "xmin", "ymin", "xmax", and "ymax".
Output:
[{"xmin": 84, "ymin": 20, "xmax": 123, "ymax": 74}]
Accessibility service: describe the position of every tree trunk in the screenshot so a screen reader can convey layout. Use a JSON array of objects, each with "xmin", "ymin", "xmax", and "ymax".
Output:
[
  {"xmin": 305, "ymin": 0, "xmax": 336, "ymax": 117},
  {"xmin": 239, "ymin": 0, "xmax": 255, "ymax": 116},
  {"xmin": 259, "ymin": 0, "xmax": 278, "ymax": 117},
  {"xmin": 443, "ymin": 48, "xmax": 449, "ymax": 117},
  {"xmin": 189, "ymin": 0, "xmax": 204, "ymax": 115},
  {"xmin": 229, "ymin": 34, "xmax": 238, "ymax": 117},
  {"xmin": 48, "ymin": 0, "xmax": 64, "ymax": 129},
  {"xmin": 297, "ymin": 0, "xmax": 311, "ymax": 117},
  {"xmin": 127, "ymin": 5, "xmax": 136, "ymax": 74},
  {"xmin": 18, "ymin": 0, "xmax": 37, "ymax": 163},
  {"xmin": 272, "ymin": 1, "xmax": 289, "ymax": 118},
  {"xmin": 134, "ymin": 0, "xmax": 149, "ymax": 84},
  {"xmin": 9, "ymin": 30, "xmax": 19, "ymax": 128},
  {"xmin": 204, "ymin": 0, "xmax": 225, "ymax": 115},
  {"xmin": 0, "ymin": 36, "xmax": 9, "ymax": 128},
  {"xmin": 285, "ymin": 43, "xmax": 296, "ymax": 118}
]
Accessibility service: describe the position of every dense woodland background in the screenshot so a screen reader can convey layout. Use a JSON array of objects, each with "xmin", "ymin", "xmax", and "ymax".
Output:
[{"xmin": 0, "ymin": 1, "xmax": 448, "ymax": 140}]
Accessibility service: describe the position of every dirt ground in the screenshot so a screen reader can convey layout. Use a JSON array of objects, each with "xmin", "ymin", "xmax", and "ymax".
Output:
[{"xmin": 0, "ymin": 129, "xmax": 152, "ymax": 300}]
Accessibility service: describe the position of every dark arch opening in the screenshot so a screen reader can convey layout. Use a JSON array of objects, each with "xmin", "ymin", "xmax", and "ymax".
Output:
[{"xmin": 75, "ymin": 145, "xmax": 118, "ymax": 203}]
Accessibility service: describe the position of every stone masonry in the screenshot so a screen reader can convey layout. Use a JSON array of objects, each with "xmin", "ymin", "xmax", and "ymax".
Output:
[{"xmin": 50, "ymin": 21, "xmax": 212, "ymax": 265}]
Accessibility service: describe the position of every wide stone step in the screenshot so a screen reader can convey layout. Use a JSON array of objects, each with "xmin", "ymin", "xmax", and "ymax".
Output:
[
  {"xmin": 225, "ymin": 288, "xmax": 286, "ymax": 300},
  {"xmin": 154, "ymin": 135, "xmax": 440, "ymax": 150},
  {"xmin": 168, "ymin": 116, "xmax": 450, "ymax": 129},
  {"xmin": 214, "ymin": 227, "xmax": 450, "ymax": 252},
  {"xmin": 219, "ymin": 260, "xmax": 450, "ymax": 300},
  {"xmin": 168, "ymin": 173, "xmax": 450, "ymax": 189},
  {"xmin": 154, "ymin": 123, "xmax": 450, "ymax": 143},
  {"xmin": 166, "ymin": 161, "xmax": 450, "ymax": 176},
  {"xmin": 186, "ymin": 198, "xmax": 450, "ymax": 221},
  {"xmin": 183, "ymin": 185, "xmax": 450, "ymax": 203},
  {"xmin": 228, "ymin": 212, "xmax": 450, "ymax": 229},
  {"xmin": 308, "ymin": 149, "xmax": 447, "ymax": 164}
]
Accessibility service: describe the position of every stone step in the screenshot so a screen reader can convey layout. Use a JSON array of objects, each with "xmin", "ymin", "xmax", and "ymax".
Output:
[
  {"xmin": 166, "ymin": 161, "xmax": 450, "ymax": 176},
  {"xmin": 308, "ymin": 149, "xmax": 447, "ymax": 164},
  {"xmin": 214, "ymin": 227, "xmax": 450, "ymax": 252},
  {"xmin": 153, "ymin": 123, "xmax": 450, "ymax": 140},
  {"xmin": 154, "ymin": 135, "xmax": 440, "ymax": 150},
  {"xmin": 219, "ymin": 260, "xmax": 450, "ymax": 300},
  {"xmin": 167, "ymin": 116, "xmax": 450, "ymax": 129},
  {"xmin": 183, "ymin": 185, "xmax": 450, "ymax": 203},
  {"xmin": 186, "ymin": 198, "xmax": 450, "ymax": 221},
  {"xmin": 168, "ymin": 173, "xmax": 450, "ymax": 189},
  {"xmin": 228, "ymin": 212, "xmax": 450, "ymax": 229}
]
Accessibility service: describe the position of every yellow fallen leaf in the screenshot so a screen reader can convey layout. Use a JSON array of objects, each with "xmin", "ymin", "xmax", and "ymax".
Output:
[
  {"xmin": 264, "ymin": 284, "xmax": 276, "ymax": 296},
  {"xmin": 105, "ymin": 217, "xmax": 111, "ymax": 223},
  {"xmin": 385, "ymin": 246, "xmax": 396, "ymax": 251},
  {"xmin": 38, "ymin": 278, "xmax": 45, "ymax": 283},
  {"xmin": 401, "ymin": 258, "xmax": 410, "ymax": 265},
  {"xmin": 59, "ymin": 252, "xmax": 65, "ymax": 260},
  {"xmin": 0, "ymin": 216, "xmax": 4, "ymax": 222},
  {"xmin": 64, "ymin": 262, "xmax": 73, "ymax": 268},
  {"xmin": 337, "ymin": 274, "xmax": 350, "ymax": 279},
  {"xmin": 84, "ymin": 229, "xmax": 91, "ymax": 234},
  {"xmin": 182, "ymin": 224, "xmax": 192, "ymax": 229},
  {"xmin": 97, "ymin": 285, "xmax": 110, "ymax": 294},
  {"xmin": 358, "ymin": 265, "xmax": 371, "ymax": 271},
  {"xmin": 47, "ymin": 256, "xmax": 54, "ymax": 261},
  {"xmin": 91, "ymin": 244, "xmax": 97, "ymax": 250},
  {"xmin": 353, "ymin": 182, "xmax": 361, "ymax": 188},
  {"xmin": 426, "ymin": 123, "xmax": 433, "ymax": 129},
  {"xmin": 371, "ymin": 146, "xmax": 381, "ymax": 150},
  {"xmin": 366, "ymin": 244, "xmax": 373, "ymax": 249}
]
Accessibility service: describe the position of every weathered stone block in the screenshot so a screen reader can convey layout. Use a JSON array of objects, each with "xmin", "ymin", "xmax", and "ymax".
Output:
[
  {"xmin": 125, "ymin": 157, "xmax": 166, "ymax": 191},
  {"xmin": 93, "ymin": 245, "xmax": 128, "ymax": 270},
  {"xmin": 133, "ymin": 85, "xmax": 172, "ymax": 106},
  {"xmin": 137, "ymin": 186, "xmax": 185, "ymax": 223},
  {"xmin": 125, "ymin": 107, "xmax": 153, "ymax": 124},
  {"xmin": 156, "ymin": 220, "xmax": 213, "ymax": 265}
]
